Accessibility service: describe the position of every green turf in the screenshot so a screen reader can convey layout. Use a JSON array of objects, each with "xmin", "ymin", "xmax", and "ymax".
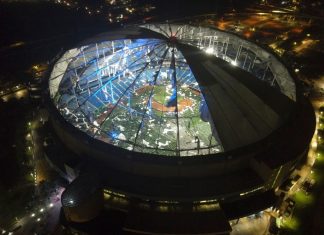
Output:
[
  {"xmin": 95, "ymin": 85, "xmax": 216, "ymax": 155},
  {"xmin": 152, "ymin": 86, "xmax": 167, "ymax": 104}
]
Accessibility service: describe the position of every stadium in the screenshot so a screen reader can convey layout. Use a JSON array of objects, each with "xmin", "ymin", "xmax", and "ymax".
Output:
[{"xmin": 45, "ymin": 23, "xmax": 315, "ymax": 234}]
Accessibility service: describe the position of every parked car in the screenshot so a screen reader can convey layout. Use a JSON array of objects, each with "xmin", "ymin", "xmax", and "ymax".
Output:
[{"xmin": 301, "ymin": 180, "xmax": 315, "ymax": 195}]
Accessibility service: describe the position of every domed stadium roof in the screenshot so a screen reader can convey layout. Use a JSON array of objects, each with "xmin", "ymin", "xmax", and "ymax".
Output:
[{"xmin": 49, "ymin": 24, "xmax": 296, "ymax": 157}]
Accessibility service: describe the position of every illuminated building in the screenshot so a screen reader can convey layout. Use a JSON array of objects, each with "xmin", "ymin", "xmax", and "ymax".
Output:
[{"xmin": 46, "ymin": 23, "xmax": 315, "ymax": 234}]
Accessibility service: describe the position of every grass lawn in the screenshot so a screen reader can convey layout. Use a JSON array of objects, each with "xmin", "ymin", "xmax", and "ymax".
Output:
[{"xmin": 280, "ymin": 144, "xmax": 324, "ymax": 234}]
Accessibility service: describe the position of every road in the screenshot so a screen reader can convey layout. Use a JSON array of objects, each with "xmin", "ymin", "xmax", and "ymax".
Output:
[
  {"xmin": 7, "ymin": 108, "xmax": 64, "ymax": 235},
  {"xmin": 15, "ymin": 188, "xmax": 63, "ymax": 235}
]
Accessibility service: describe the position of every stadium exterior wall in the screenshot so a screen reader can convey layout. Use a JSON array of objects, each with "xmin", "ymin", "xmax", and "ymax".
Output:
[
  {"xmin": 46, "ymin": 90, "xmax": 315, "ymax": 203},
  {"xmin": 43, "ymin": 23, "xmax": 316, "ymax": 234}
]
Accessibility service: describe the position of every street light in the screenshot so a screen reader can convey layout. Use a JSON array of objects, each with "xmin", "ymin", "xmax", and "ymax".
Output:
[
  {"xmin": 231, "ymin": 60, "xmax": 237, "ymax": 66},
  {"xmin": 205, "ymin": 48, "xmax": 214, "ymax": 54},
  {"xmin": 31, "ymin": 213, "xmax": 35, "ymax": 217}
]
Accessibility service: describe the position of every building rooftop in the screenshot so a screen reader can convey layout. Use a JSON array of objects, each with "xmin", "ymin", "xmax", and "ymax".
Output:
[{"xmin": 49, "ymin": 24, "xmax": 296, "ymax": 157}]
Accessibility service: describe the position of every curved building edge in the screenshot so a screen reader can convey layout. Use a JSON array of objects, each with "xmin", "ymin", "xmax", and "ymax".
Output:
[{"xmin": 42, "ymin": 24, "xmax": 316, "ymax": 234}]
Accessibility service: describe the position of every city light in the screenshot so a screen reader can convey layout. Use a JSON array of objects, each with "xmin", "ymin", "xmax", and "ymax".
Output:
[
  {"xmin": 272, "ymin": 10, "xmax": 286, "ymax": 13},
  {"xmin": 231, "ymin": 60, "xmax": 237, "ymax": 66},
  {"xmin": 1, "ymin": 2, "xmax": 322, "ymax": 234},
  {"xmin": 205, "ymin": 47, "xmax": 214, "ymax": 54}
]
